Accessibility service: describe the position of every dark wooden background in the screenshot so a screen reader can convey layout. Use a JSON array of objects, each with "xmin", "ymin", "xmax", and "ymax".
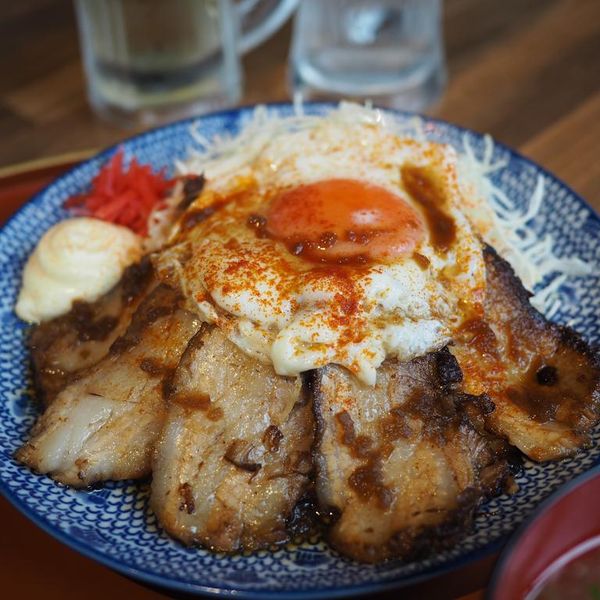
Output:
[{"xmin": 0, "ymin": 0, "xmax": 599, "ymax": 598}]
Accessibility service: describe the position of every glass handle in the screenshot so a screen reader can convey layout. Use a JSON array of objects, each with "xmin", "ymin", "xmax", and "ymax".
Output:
[{"xmin": 237, "ymin": 0, "xmax": 299, "ymax": 54}]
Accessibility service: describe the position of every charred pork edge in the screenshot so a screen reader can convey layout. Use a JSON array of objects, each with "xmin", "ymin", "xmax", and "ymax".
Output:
[
  {"xmin": 483, "ymin": 244, "xmax": 600, "ymax": 434},
  {"xmin": 484, "ymin": 244, "xmax": 600, "ymax": 368}
]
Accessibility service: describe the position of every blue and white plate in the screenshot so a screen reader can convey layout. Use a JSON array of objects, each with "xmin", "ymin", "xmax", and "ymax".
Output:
[{"xmin": 1, "ymin": 104, "xmax": 599, "ymax": 599}]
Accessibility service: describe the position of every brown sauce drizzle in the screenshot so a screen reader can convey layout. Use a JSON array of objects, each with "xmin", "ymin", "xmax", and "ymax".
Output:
[
  {"xmin": 336, "ymin": 411, "xmax": 356, "ymax": 446},
  {"xmin": 206, "ymin": 406, "xmax": 224, "ymax": 421},
  {"xmin": 401, "ymin": 165, "xmax": 456, "ymax": 253},
  {"xmin": 290, "ymin": 231, "xmax": 337, "ymax": 256},
  {"xmin": 66, "ymin": 258, "xmax": 153, "ymax": 344},
  {"xmin": 336, "ymin": 410, "xmax": 393, "ymax": 507},
  {"xmin": 171, "ymin": 391, "xmax": 211, "ymax": 410},
  {"xmin": 378, "ymin": 407, "xmax": 413, "ymax": 441},
  {"xmin": 181, "ymin": 201, "xmax": 226, "ymax": 231},
  {"xmin": 178, "ymin": 482, "xmax": 195, "ymax": 514},
  {"xmin": 247, "ymin": 213, "xmax": 267, "ymax": 237},
  {"xmin": 412, "ymin": 252, "xmax": 430, "ymax": 270},
  {"xmin": 135, "ymin": 359, "xmax": 177, "ymax": 399},
  {"xmin": 335, "ymin": 411, "xmax": 372, "ymax": 458},
  {"xmin": 70, "ymin": 302, "xmax": 119, "ymax": 342},
  {"xmin": 348, "ymin": 457, "xmax": 393, "ymax": 509},
  {"xmin": 139, "ymin": 358, "xmax": 166, "ymax": 376},
  {"xmin": 121, "ymin": 257, "xmax": 153, "ymax": 305},
  {"xmin": 247, "ymin": 212, "xmax": 371, "ymax": 266},
  {"xmin": 161, "ymin": 369, "xmax": 177, "ymax": 400},
  {"xmin": 506, "ymin": 387, "xmax": 555, "ymax": 422},
  {"xmin": 110, "ymin": 286, "xmax": 179, "ymax": 355},
  {"xmin": 109, "ymin": 331, "xmax": 139, "ymax": 355},
  {"xmin": 178, "ymin": 174, "xmax": 206, "ymax": 210},
  {"xmin": 168, "ymin": 382, "xmax": 221, "ymax": 416},
  {"xmin": 297, "ymin": 246, "xmax": 369, "ymax": 266},
  {"xmin": 505, "ymin": 359, "xmax": 565, "ymax": 422},
  {"xmin": 289, "ymin": 234, "xmax": 371, "ymax": 267},
  {"xmin": 345, "ymin": 230, "xmax": 378, "ymax": 245},
  {"xmin": 262, "ymin": 425, "xmax": 284, "ymax": 452}
]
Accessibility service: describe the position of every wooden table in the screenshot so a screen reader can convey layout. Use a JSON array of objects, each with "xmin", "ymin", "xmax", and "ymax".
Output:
[{"xmin": 1, "ymin": 0, "xmax": 599, "ymax": 598}]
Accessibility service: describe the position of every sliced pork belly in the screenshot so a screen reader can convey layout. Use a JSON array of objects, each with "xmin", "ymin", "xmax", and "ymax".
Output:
[
  {"xmin": 29, "ymin": 257, "xmax": 155, "ymax": 405},
  {"xmin": 16, "ymin": 284, "xmax": 201, "ymax": 486},
  {"xmin": 452, "ymin": 246, "xmax": 600, "ymax": 461},
  {"xmin": 151, "ymin": 325, "xmax": 314, "ymax": 552},
  {"xmin": 310, "ymin": 349, "xmax": 511, "ymax": 563}
]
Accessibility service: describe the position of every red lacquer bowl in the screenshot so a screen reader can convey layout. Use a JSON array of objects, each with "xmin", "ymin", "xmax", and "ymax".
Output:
[{"xmin": 488, "ymin": 464, "xmax": 600, "ymax": 600}]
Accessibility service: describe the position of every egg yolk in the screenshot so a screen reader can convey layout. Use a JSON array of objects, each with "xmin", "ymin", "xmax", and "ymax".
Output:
[{"xmin": 265, "ymin": 179, "xmax": 424, "ymax": 264}]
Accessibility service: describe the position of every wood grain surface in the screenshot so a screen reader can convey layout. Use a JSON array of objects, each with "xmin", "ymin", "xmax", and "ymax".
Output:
[{"xmin": 0, "ymin": 0, "xmax": 599, "ymax": 598}]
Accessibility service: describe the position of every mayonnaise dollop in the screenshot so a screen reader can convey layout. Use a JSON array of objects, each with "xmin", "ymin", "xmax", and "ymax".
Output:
[{"xmin": 16, "ymin": 217, "xmax": 143, "ymax": 323}]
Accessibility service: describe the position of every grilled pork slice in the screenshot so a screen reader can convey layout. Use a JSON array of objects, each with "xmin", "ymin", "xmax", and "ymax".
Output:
[
  {"xmin": 29, "ymin": 257, "xmax": 155, "ymax": 405},
  {"xmin": 16, "ymin": 284, "xmax": 201, "ymax": 487},
  {"xmin": 452, "ymin": 246, "xmax": 600, "ymax": 461},
  {"xmin": 151, "ymin": 325, "xmax": 314, "ymax": 552},
  {"xmin": 310, "ymin": 349, "xmax": 511, "ymax": 563}
]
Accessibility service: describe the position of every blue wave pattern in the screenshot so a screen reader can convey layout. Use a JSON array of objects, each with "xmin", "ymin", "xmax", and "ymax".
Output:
[{"xmin": 0, "ymin": 105, "xmax": 599, "ymax": 598}]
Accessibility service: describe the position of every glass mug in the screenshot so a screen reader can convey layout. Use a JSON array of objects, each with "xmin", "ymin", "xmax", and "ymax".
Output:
[
  {"xmin": 290, "ymin": 0, "xmax": 446, "ymax": 110},
  {"xmin": 74, "ymin": 0, "xmax": 298, "ymax": 126}
]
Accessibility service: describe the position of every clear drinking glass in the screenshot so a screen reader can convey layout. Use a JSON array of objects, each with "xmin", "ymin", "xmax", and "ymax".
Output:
[
  {"xmin": 289, "ymin": 0, "xmax": 446, "ymax": 110},
  {"xmin": 74, "ymin": 0, "xmax": 298, "ymax": 127}
]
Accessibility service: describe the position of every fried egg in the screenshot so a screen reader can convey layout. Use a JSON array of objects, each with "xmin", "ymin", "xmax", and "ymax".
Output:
[{"xmin": 155, "ymin": 114, "xmax": 486, "ymax": 385}]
